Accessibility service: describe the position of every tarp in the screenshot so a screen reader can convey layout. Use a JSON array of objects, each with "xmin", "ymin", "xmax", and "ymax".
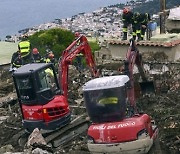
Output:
[{"xmin": 168, "ymin": 7, "xmax": 180, "ymax": 20}]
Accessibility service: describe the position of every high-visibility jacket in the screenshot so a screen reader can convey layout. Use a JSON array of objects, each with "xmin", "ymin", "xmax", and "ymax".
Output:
[
  {"xmin": 140, "ymin": 13, "xmax": 151, "ymax": 25},
  {"xmin": 45, "ymin": 68, "xmax": 54, "ymax": 77},
  {"xmin": 33, "ymin": 54, "xmax": 43, "ymax": 63},
  {"xmin": 44, "ymin": 58, "xmax": 51, "ymax": 63},
  {"xmin": 18, "ymin": 41, "xmax": 31, "ymax": 57},
  {"xmin": 132, "ymin": 12, "xmax": 141, "ymax": 25},
  {"xmin": 12, "ymin": 56, "xmax": 22, "ymax": 68}
]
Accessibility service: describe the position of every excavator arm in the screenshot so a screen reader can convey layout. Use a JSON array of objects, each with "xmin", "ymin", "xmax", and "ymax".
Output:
[
  {"xmin": 125, "ymin": 39, "xmax": 154, "ymax": 109},
  {"xmin": 59, "ymin": 34, "xmax": 99, "ymax": 98},
  {"xmin": 125, "ymin": 39, "xmax": 138, "ymax": 108}
]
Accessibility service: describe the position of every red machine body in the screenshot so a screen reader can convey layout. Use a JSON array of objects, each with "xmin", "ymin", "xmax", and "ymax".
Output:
[
  {"xmin": 59, "ymin": 34, "xmax": 98, "ymax": 98},
  {"xmin": 83, "ymin": 39, "xmax": 158, "ymax": 154},
  {"xmin": 13, "ymin": 34, "xmax": 98, "ymax": 132},
  {"xmin": 88, "ymin": 114, "xmax": 156, "ymax": 143}
]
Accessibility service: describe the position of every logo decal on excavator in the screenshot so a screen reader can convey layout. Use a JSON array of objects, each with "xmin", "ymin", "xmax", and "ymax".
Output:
[{"xmin": 92, "ymin": 122, "xmax": 136, "ymax": 130}]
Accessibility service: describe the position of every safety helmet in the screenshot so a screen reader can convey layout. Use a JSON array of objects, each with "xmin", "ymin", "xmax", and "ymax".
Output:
[
  {"xmin": 134, "ymin": 12, "xmax": 140, "ymax": 17},
  {"xmin": 123, "ymin": 8, "xmax": 129, "ymax": 14},
  {"xmin": 32, "ymin": 48, "xmax": 39, "ymax": 54}
]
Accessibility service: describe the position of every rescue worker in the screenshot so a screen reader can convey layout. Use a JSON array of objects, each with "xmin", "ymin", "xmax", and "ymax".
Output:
[
  {"xmin": 140, "ymin": 13, "xmax": 151, "ymax": 40},
  {"xmin": 122, "ymin": 7, "xmax": 133, "ymax": 40},
  {"xmin": 18, "ymin": 37, "xmax": 33, "ymax": 64},
  {"xmin": 11, "ymin": 50, "xmax": 22, "ymax": 69},
  {"xmin": 132, "ymin": 12, "xmax": 141, "ymax": 41},
  {"xmin": 44, "ymin": 51, "xmax": 55, "ymax": 64},
  {"xmin": 32, "ymin": 48, "xmax": 43, "ymax": 63}
]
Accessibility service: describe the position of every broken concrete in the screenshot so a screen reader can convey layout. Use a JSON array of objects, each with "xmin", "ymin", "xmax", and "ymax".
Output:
[{"xmin": 0, "ymin": 58, "xmax": 179, "ymax": 154}]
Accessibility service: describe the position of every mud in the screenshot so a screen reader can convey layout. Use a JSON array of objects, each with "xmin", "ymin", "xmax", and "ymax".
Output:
[{"xmin": 0, "ymin": 61, "xmax": 179, "ymax": 154}]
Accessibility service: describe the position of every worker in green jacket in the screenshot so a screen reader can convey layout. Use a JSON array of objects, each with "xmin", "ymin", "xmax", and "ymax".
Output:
[
  {"xmin": 140, "ymin": 13, "xmax": 151, "ymax": 40},
  {"xmin": 132, "ymin": 12, "xmax": 142, "ymax": 41},
  {"xmin": 18, "ymin": 36, "xmax": 33, "ymax": 64}
]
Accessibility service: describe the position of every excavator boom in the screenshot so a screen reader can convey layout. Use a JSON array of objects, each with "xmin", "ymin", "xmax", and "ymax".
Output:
[{"xmin": 59, "ymin": 34, "xmax": 98, "ymax": 98}]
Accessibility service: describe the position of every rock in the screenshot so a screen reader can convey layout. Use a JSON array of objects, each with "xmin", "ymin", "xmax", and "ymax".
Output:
[
  {"xmin": 0, "ymin": 145, "xmax": 14, "ymax": 153},
  {"xmin": 74, "ymin": 98, "xmax": 83, "ymax": 105},
  {"xmin": 0, "ymin": 116, "xmax": 9, "ymax": 124},
  {"xmin": 3, "ymin": 152, "xmax": 23, "ymax": 154},
  {"xmin": 27, "ymin": 128, "xmax": 47, "ymax": 148},
  {"xmin": 32, "ymin": 148, "xmax": 52, "ymax": 154}
]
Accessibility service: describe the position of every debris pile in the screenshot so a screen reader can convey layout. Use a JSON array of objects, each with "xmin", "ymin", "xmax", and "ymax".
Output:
[{"xmin": 0, "ymin": 61, "xmax": 179, "ymax": 154}]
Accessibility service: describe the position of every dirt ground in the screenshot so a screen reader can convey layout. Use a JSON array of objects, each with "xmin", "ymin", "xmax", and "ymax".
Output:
[{"xmin": 0, "ymin": 60, "xmax": 179, "ymax": 154}]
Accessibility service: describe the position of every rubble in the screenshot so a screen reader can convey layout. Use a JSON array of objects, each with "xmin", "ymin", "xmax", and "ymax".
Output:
[
  {"xmin": 26, "ymin": 128, "xmax": 47, "ymax": 148},
  {"xmin": 0, "ymin": 60, "xmax": 179, "ymax": 154}
]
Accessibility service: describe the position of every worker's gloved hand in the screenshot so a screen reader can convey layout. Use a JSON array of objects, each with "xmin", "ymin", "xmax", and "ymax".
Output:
[{"xmin": 142, "ymin": 25, "xmax": 146, "ymax": 28}]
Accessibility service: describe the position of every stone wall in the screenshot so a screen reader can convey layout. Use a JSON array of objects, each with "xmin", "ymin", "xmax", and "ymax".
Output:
[{"xmin": 96, "ymin": 42, "xmax": 180, "ymax": 62}]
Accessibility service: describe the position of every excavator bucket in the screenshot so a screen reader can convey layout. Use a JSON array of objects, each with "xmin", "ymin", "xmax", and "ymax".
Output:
[{"xmin": 139, "ymin": 81, "xmax": 155, "ymax": 94}]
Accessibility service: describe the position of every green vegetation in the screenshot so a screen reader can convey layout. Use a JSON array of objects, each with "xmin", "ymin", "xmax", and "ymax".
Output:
[
  {"xmin": 28, "ymin": 28, "xmax": 100, "ymax": 59},
  {"xmin": 88, "ymin": 40, "xmax": 101, "ymax": 53},
  {"xmin": 28, "ymin": 28, "xmax": 75, "ymax": 58}
]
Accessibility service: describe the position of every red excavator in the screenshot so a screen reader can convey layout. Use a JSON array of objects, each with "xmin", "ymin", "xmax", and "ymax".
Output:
[
  {"xmin": 12, "ymin": 33, "xmax": 98, "ymax": 132},
  {"xmin": 83, "ymin": 39, "xmax": 158, "ymax": 154}
]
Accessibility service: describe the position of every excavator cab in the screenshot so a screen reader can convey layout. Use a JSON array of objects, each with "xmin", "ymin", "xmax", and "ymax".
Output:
[
  {"xmin": 13, "ymin": 63, "xmax": 71, "ymax": 132},
  {"xmin": 83, "ymin": 75, "xmax": 129, "ymax": 123},
  {"xmin": 13, "ymin": 63, "xmax": 60, "ymax": 105}
]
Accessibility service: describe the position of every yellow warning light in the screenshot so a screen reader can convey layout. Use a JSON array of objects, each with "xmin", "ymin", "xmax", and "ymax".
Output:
[{"xmin": 43, "ymin": 109, "xmax": 47, "ymax": 113}]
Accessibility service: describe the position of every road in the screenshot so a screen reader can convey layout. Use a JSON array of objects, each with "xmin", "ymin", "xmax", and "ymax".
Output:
[{"xmin": 0, "ymin": 41, "xmax": 18, "ymax": 65}]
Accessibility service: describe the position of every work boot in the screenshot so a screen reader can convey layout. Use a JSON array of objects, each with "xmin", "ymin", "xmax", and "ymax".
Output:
[
  {"xmin": 133, "ymin": 36, "xmax": 136, "ymax": 40},
  {"xmin": 122, "ymin": 33, "xmax": 127, "ymax": 40},
  {"xmin": 137, "ymin": 33, "xmax": 142, "ymax": 41}
]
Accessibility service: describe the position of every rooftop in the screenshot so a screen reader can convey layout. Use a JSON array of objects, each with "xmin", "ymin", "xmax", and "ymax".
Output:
[{"xmin": 108, "ymin": 34, "xmax": 180, "ymax": 48}]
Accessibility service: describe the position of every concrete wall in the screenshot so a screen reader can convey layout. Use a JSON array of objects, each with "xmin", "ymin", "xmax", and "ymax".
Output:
[
  {"xmin": 97, "ymin": 43, "xmax": 180, "ymax": 61},
  {"xmin": 166, "ymin": 20, "xmax": 180, "ymax": 33}
]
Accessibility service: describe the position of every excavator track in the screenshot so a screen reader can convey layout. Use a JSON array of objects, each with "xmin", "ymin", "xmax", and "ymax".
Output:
[
  {"xmin": 44, "ymin": 114, "xmax": 89, "ymax": 148},
  {"xmin": 17, "ymin": 113, "xmax": 89, "ymax": 149}
]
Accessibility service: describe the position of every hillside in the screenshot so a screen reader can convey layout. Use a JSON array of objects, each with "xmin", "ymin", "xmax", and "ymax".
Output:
[
  {"xmin": 110, "ymin": 0, "xmax": 180, "ymax": 15},
  {"xmin": 134, "ymin": 0, "xmax": 180, "ymax": 14}
]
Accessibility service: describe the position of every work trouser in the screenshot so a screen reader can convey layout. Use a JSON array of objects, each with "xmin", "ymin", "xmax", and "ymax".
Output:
[
  {"xmin": 141, "ymin": 24, "xmax": 147, "ymax": 40},
  {"xmin": 122, "ymin": 21, "xmax": 131, "ymax": 40},
  {"xmin": 132, "ymin": 23, "xmax": 141, "ymax": 41}
]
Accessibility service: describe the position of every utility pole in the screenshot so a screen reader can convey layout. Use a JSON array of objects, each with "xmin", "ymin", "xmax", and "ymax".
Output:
[{"xmin": 160, "ymin": 0, "xmax": 166, "ymax": 34}]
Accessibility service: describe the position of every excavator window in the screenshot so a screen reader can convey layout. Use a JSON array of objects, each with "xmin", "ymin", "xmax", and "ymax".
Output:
[
  {"xmin": 84, "ymin": 87, "xmax": 127, "ymax": 123},
  {"xmin": 37, "ymin": 67, "xmax": 57, "ymax": 93},
  {"xmin": 16, "ymin": 75, "xmax": 36, "ymax": 102}
]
